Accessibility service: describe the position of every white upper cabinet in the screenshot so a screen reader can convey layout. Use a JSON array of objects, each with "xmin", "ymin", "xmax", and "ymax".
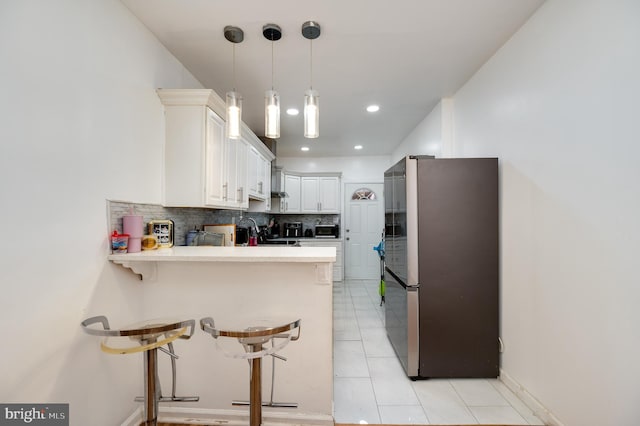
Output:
[
  {"xmin": 225, "ymin": 136, "xmax": 249, "ymax": 209},
  {"xmin": 301, "ymin": 176, "xmax": 340, "ymax": 213},
  {"xmin": 204, "ymin": 108, "xmax": 227, "ymax": 207},
  {"xmin": 272, "ymin": 172, "xmax": 341, "ymax": 214},
  {"xmin": 158, "ymin": 89, "xmax": 273, "ymax": 210},
  {"xmin": 248, "ymin": 146, "xmax": 271, "ymax": 200},
  {"xmin": 284, "ymin": 174, "xmax": 301, "ymax": 213}
]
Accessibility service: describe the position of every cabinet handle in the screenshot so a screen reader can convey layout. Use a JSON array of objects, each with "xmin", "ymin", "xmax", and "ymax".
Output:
[
  {"xmin": 285, "ymin": 201, "xmax": 288, "ymax": 211},
  {"xmin": 258, "ymin": 181, "xmax": 263, "ymax": 194},
  {"xmin": 223, "ymin": 183, "xmax": 228, "ymax": 200}
]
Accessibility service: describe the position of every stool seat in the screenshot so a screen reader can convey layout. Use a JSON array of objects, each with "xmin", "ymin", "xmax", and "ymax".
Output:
[
  {"xmin": 81, "ymin": 316, "xmax": 197, "ymax": 426},
  {"xmin": 95, "ymin": 318, "xmax": 190, "ymax": 355},
  {"xmin": 201, "ymin": 317, "xmax": 301, "ymax": 426}
]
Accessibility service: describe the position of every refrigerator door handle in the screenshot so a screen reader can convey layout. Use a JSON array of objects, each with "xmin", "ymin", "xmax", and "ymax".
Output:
[
  {"xmin": 407, "ymin": 285, "xmax": 420, "ymax": 377},
  {"xmin": 385, "ymin": 267, "xmax": 419, "ymax": 290}
]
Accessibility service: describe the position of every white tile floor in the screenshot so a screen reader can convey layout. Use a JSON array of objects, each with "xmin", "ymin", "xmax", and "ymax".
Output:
[{"xmin": 333, "ymin": 279, "xmax": 545, "ymax": 425}]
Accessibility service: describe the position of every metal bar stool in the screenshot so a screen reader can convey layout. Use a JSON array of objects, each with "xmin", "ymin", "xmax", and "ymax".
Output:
[
  {"xmin": 81, "ymin": 316, "xmax": 198, "ymax": 426},
  {"xmin": 200, "ymin": 317, "xmax": 301, "ymax": 426}
]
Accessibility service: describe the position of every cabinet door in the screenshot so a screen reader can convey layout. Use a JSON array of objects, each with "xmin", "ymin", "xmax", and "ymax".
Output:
[
  {"xmin": 301, "ymin": 177, "xmax": 320, "ymax": 212},
  {"xmin": 318, "ymin": 176, "xmax": 340, "ymax": 212},
  {"xmin": 264, "ymin": 159, "xmax": 271, "ymax": 209},
  {"xmin": 224, "ymin": 136, "xmax": 238, "ymax": 206},
  {"xmin": 258, "ymin": 155, "xmax": 268, "ymax": 198},
  {"xmin": 205, "ymin": 109, "xmax": 227, "ymax": 206},
  {"xmin": 248, "ymin": 147, "xmax": 260, "ymax": 197},
  {"xmin": 284, "ymin": 174, "xmax": 301, "ymax": 212},
  {"xmin": 235, "ymin": 138, "xmax": 249, "ymax": 209}
]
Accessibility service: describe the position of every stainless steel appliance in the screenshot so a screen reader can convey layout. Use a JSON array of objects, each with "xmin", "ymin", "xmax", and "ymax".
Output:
[
  {"xmin": 271, "ymin": 165, "xmax": 288, "ymax": 198},
  {"xmin": 236, "ymin": 226, "xmax": 249, "ymax": 245},
  {"xmin": 314, "ymin": 224, "xmax": 339, "ymax": 238},
  {"xmin": 283, "ymin": 222, "xmax": 302, "ymax": 238},
  {"xmin": 384, "ymin": 156, "xmax": 499, "ymax": 378}
]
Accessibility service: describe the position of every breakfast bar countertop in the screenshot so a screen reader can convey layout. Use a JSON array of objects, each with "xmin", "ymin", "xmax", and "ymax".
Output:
[{"xmin": 108, "ymin": 245, "xmax": 336, "ymax": 263}]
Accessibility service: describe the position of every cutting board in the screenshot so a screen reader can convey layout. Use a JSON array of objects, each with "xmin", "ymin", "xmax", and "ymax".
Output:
[{"xmin": 203, "ymin": 224, "xmax": 236, "ymax": 246}]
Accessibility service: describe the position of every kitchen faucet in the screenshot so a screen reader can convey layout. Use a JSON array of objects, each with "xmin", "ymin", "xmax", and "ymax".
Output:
[{"xmin": 238, "ymin": 215, "xmax": 259, "ymax": 236}]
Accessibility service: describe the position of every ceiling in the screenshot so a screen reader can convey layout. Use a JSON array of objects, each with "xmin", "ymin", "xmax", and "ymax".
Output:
[{"xmin": 121, "ymin": 0, "xmax": 544, "ymax": 158}]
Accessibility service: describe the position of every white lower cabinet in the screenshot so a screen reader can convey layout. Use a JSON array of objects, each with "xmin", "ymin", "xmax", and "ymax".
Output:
[{"xmin": 298, "ymin": 240, "xmax": 343, "ymax": 282}]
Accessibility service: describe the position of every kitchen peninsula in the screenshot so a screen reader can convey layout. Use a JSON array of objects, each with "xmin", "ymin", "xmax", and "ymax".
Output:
[{"xmin": 107, "ymin": 246, "xmax": 336, "ymax": 425}]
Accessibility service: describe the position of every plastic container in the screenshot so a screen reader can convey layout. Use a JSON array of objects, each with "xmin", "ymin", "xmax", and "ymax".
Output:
[
  {"xmin": 111, "ymin": 231, "xmax": 129, "ymax": 253},
  {"xmin": 186, "ymin": 229, "xmax": 199, "ymax": 246},
  {"xmin": 123, "ymin": 215, "xmax": 144, "ymax": 253}
]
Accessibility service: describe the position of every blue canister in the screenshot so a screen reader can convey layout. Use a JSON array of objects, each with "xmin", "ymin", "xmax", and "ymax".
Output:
[{"xmin": 186, "ymin": 229, "xmax": 199, "ymax": 246}]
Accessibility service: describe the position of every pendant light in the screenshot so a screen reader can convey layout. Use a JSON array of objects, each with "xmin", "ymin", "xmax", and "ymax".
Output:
[
  {"xmin": 263, "ymin": 24, "xmax": 282, "ymax": 139},
  {"xmin": 302, "ymin": 21, "xmax": 320, "ymax": 139},
  {"xmin": 224, "ymin": 26, "xmax": 244, "ymax": 139}
]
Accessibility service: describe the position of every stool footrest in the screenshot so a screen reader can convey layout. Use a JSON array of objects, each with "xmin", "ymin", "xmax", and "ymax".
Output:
[
  {"xmin": 135, "ymin": 396, "xmax": 199, "ymax": 402},
  {"xmin": 232, "ymin": 400, "xmax": 298, "ymax": 408}
]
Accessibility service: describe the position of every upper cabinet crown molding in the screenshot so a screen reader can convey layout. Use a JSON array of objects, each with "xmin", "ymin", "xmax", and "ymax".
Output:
[
  {"xmin": 157, "ymin": 88, "xmax": 274, "ymax": 162},
  {"xmin": 157, "ymin": 88, "xmax": 226, "ymax": 117},
  {"xmin": 280, "ymin": 171, "xmax": 342, "ymax": 178}
]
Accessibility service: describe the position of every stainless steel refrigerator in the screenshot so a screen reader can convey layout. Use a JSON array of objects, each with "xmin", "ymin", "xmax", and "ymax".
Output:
[{"xmin": 384, "ymin": 156, "xmax": 499, "ymax": 378}]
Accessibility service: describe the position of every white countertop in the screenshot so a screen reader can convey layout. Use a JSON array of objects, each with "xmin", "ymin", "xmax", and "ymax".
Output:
[{"xmin": 108, "ymin": 245, "xmax": 336, "ymax": 263}]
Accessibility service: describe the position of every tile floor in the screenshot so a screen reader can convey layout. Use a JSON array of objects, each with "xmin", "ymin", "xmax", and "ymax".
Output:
[{"xmin": 333, "ymin": 279, "xmax": 545, "ymax": 425}]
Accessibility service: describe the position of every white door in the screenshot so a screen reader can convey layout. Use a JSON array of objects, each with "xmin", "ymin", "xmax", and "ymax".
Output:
[{"xmin": 344, "ymin": 183, "xmax": 384, "ymax": 279}]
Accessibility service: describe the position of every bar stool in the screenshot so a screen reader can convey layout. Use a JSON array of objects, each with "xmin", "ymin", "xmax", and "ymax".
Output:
[
  {"xmin": 200, "ymin": 317, "xmax": 301, "ymax": 426},
  {"xmin": 81, "ymin": 316, "xmax": 198, "ymax": 426}
]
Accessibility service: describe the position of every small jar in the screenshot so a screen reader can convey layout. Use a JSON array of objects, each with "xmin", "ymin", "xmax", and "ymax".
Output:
[{"xmin": 141, "ymin": 234, "xmax": 158, "ymax": 250}]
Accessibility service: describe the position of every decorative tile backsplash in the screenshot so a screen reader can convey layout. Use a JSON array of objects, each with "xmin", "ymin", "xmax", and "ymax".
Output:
[{"xmin": 107, "ymin": 200, "xmax": 339, "ymax": 246}]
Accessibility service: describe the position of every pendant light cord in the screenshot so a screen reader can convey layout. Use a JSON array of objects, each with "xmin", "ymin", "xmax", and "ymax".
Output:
[
  {"xmin": 271, "ymin": 35, "xmax": 275, "ymax": 90},
  {"xmin": 309, "ymin": 38, "xmax": 313, "ymax": 90},
  {"xmin": 232, "ymin": 43, "xmax": 236, "ymax": 91}
]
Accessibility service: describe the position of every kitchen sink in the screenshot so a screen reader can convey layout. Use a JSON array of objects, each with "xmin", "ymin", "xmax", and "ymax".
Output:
[{"xmin": 260, "ymin": 239, "xmax": 299, "ymax": 246}]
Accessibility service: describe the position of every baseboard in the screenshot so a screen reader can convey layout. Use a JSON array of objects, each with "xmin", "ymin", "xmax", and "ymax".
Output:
[
  {"xmin": 121, "ymin": 406, "xmax": 334, "ymax": 426},
  {"xmin": 499, "ymin": 369, "xmax": 564, "ymax": 426}
]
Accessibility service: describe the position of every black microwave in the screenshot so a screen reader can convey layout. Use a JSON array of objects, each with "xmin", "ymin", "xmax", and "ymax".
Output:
[{"xmin": 315, "ymin": 224, "xmax": 339, "ymax": 238}]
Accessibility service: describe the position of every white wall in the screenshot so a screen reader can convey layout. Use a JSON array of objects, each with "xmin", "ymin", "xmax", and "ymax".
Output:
[
  {"xmin": 439, "ymin": 1, "xmax": 639, "ymax": 425},
  {"xmin": 0, "ymin": 1, "xmax": 202, "ymax": 424},
  {"xmin": 277, "ymin": 156, "xmax": 392, "ymax": 183},
  {"xmin": 391, "ymin": 98, "xmax": 455, "ymax": 162}
]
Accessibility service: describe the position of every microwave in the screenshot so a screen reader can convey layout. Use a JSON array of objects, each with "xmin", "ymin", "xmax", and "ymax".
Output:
[{"xmin": 315, "ymin": 224, "xmax": 339, "ymax": 238}]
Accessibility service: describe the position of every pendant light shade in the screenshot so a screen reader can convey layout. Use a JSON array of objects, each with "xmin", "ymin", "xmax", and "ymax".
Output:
[
  {"xmin": 224, "ymin": 26, "xmax": 244, "ymax": 139},
  {"xmin": 265, "ymin": 89, "xmax": 280, "ymax": 138},
  {"xmin": 226, "ymin": 90, "xmax": 242, "ymax": 139},
  {"xmin": 304, "ymin": 89, "xmax": 319, "ymax": 138},
  {"xmin": 302, "ymin": 21, "xmax": 321, "ymax": 139},
  {"xmin": 263, "ymin": 24, "xmax": 282, "ymax": 139}
]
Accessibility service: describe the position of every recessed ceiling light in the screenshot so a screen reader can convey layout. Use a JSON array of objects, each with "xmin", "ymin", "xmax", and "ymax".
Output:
[
  {"xmin": 354, "ymin": 145, "xmax": 363, "ymax": 150},
  {"xmin": 366, "ymin": 105, "xmax": 380, "ymax": 113},
  {"xmin": 286, "ymin": 108, "xmax": 299, "ymax": 116},
  {"xmin": 301, "ymin": 146, "xmax": 310, "ymax": 151}
]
